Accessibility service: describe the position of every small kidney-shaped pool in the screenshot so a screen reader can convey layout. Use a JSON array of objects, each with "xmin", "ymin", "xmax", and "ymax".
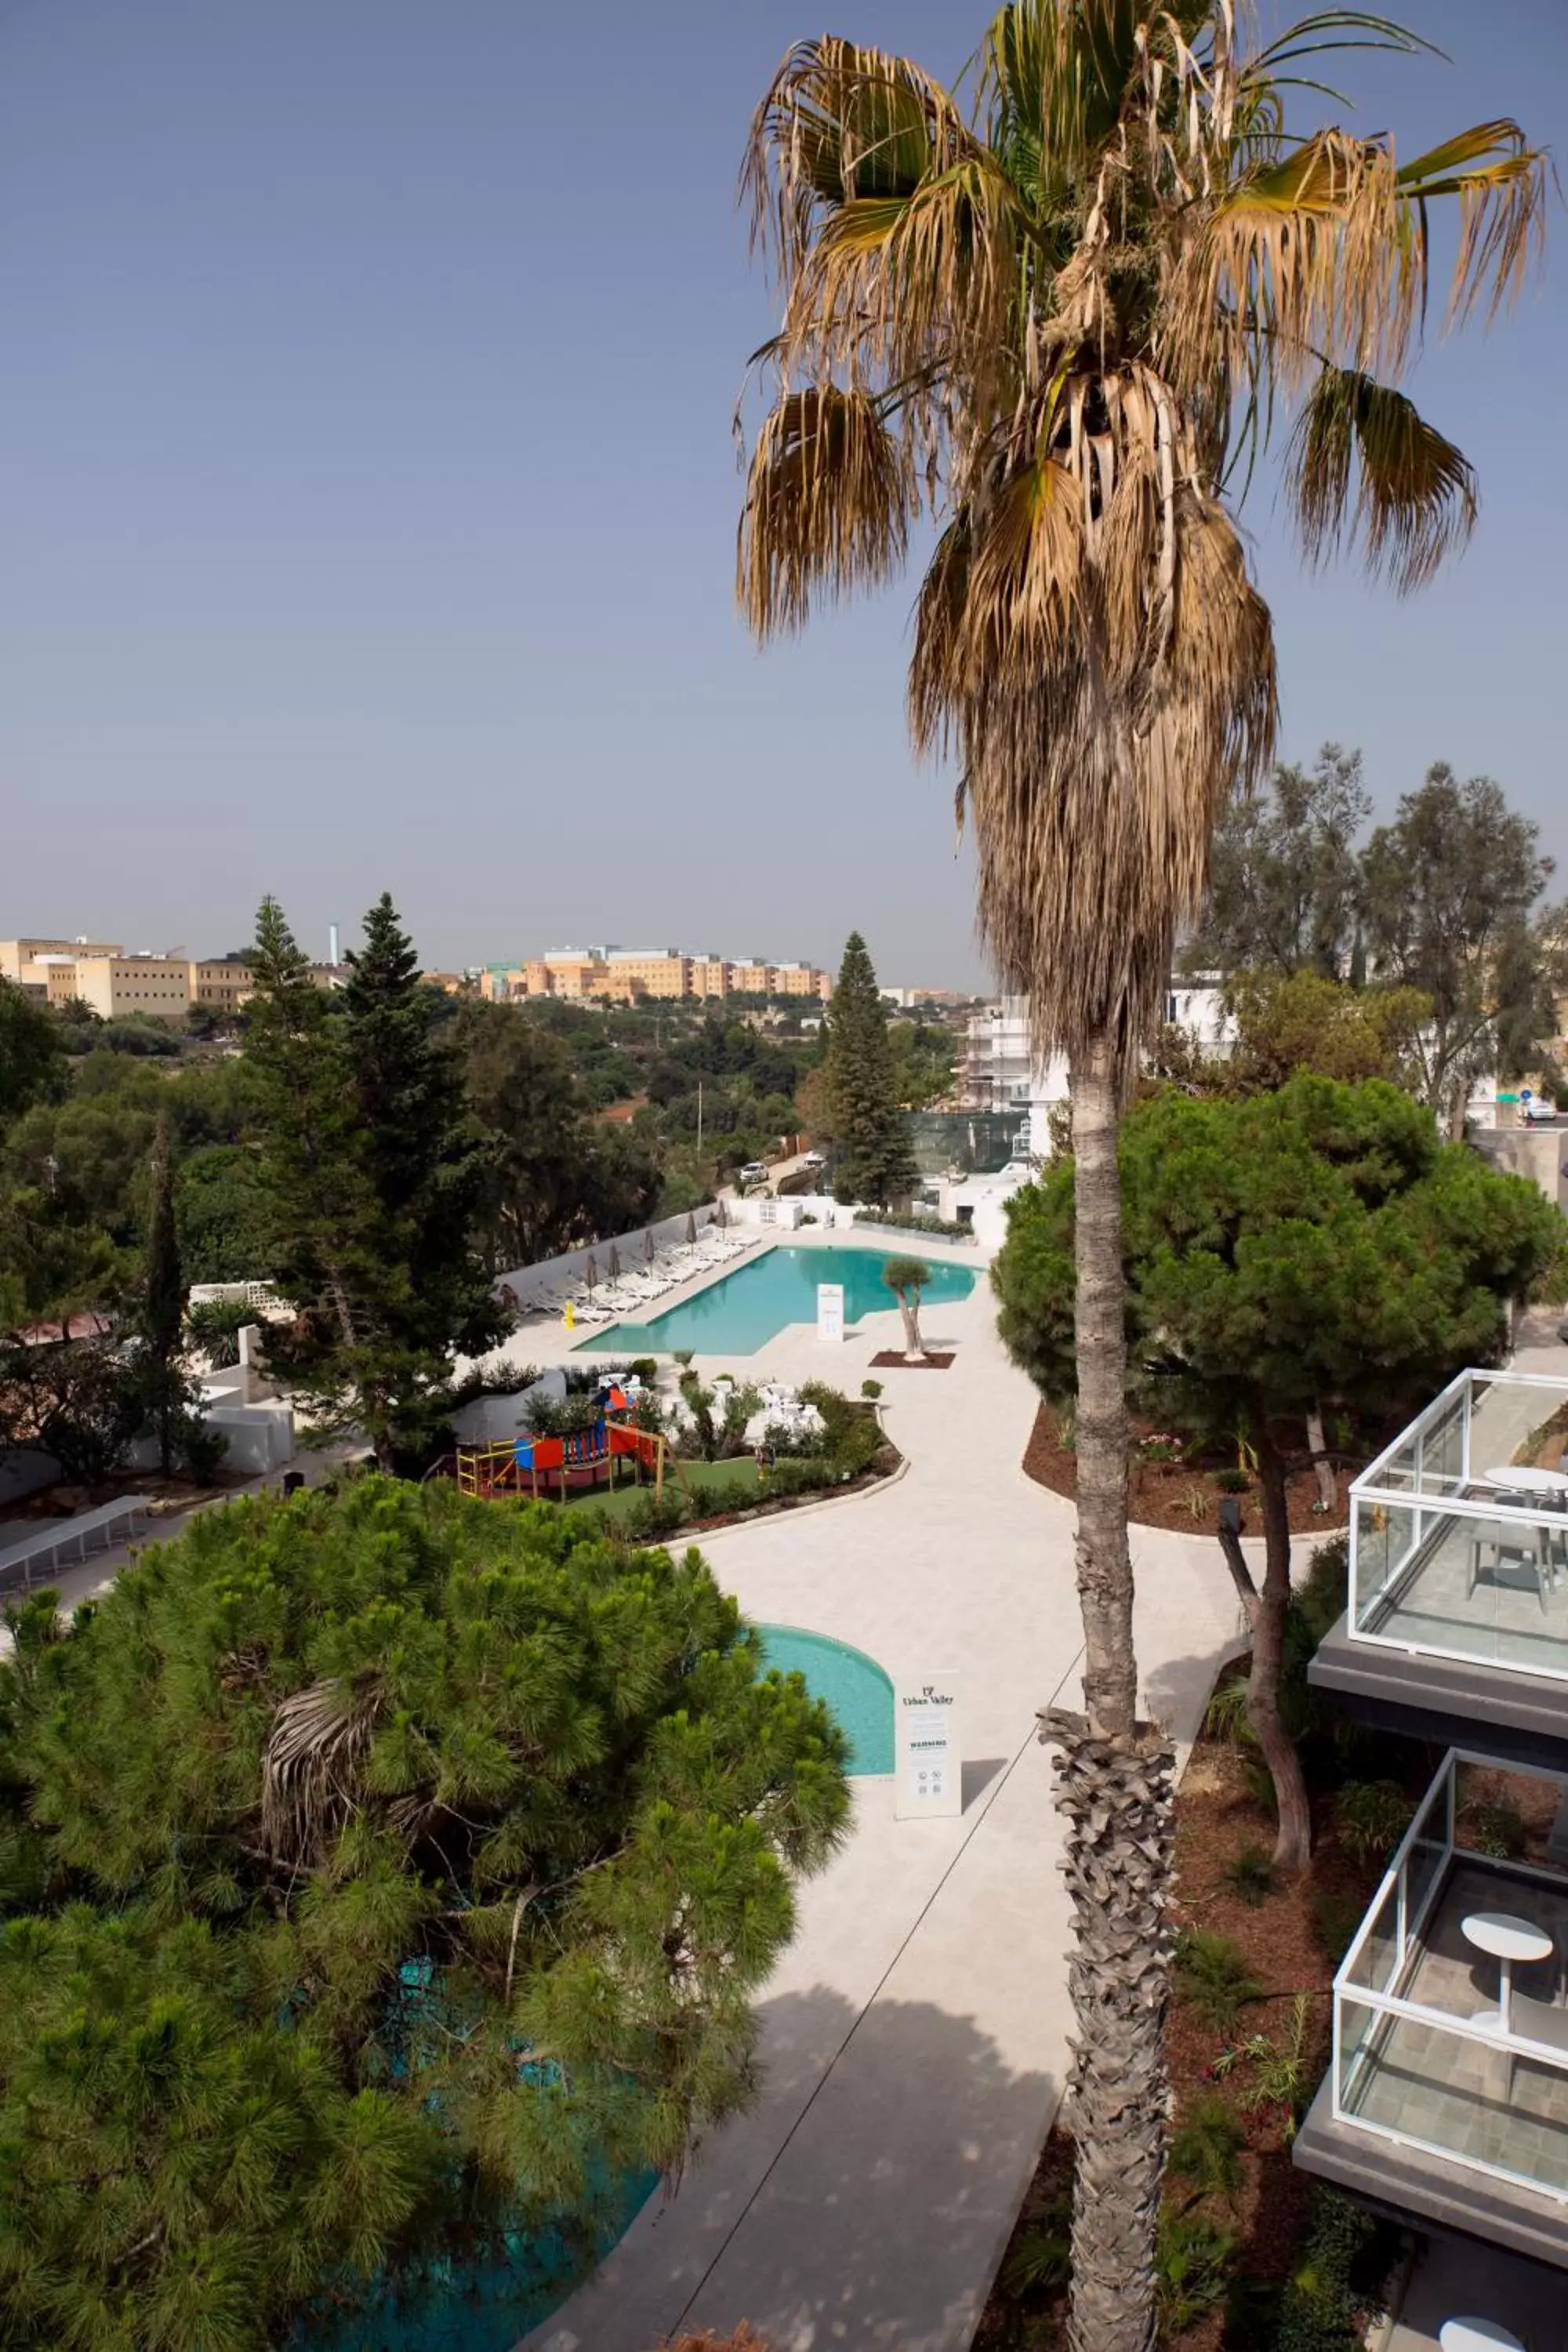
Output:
[{"xmin": 756, "ymin": 1622, "xmax": 895, "ymax": 1777}]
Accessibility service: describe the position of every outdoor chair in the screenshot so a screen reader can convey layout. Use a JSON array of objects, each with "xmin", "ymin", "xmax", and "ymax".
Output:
[
  {"xmin": 1501, "ymin": 1990, "xmax": 1568, "ymax": 2099},
  {"xmin": 1468, "ymin": 1499, "xmax": 1554, "ymax": 1613}
]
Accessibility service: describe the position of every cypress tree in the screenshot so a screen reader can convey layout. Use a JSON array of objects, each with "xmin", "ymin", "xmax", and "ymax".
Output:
[
  {"xmin": 823, "ymin": 933, "xmax": 917, "ymax": 1208},
  {"xmin": 245, "ymin": 896, "xmax": 394, "ymax": 1460},
  {"xmin": 140, "ymin": 1111, "xmax": 184, "ymax": 1476}
]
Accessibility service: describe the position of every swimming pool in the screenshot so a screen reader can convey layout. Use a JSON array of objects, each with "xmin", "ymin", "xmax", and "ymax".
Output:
[
  {"xmin": 578, "ymin": 1243, "xmax": 975, "ymax": 1356},
  {"xmin": 757, "ymin": 1623, "xmax": 895, "ymax": 1776}
]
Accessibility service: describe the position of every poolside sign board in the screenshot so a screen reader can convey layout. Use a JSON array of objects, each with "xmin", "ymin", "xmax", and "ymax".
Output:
[
  {"xmin": 816, "ymin": 1283, "xmax": 844, "ymax": 1343},
  {"xmin": 895, "ymin": 1675, "xmax": 961, "ymax": 1818}
]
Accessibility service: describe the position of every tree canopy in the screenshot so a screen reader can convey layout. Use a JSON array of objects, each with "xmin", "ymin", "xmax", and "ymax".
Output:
[
  {"xmin": 1186, "ymin": 746, "xmax": 1370, "ymax": 981},
  {"xmin": 0, "ymin": 1481, "xmax": 850, "ymax": 2350},
  {"xmin": 996, "ymin": 1075, "xmax": 1563, "ymax": 1439},
  {"xmin": 993, "ymin": 1075, "xmax": 1565, "ymax": 1864}
]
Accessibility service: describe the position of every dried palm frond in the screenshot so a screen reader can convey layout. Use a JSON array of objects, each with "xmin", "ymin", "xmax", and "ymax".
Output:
[
  {"xmin": 1288, "ymin": 365, "xmax": 1477, "ymax": 590},
  {"xmin": 739, "ymin": 386, "xmax": 916, "ymax": 634},
  {"xmin": 260, "ymin": 1675, "xmax": 383, "ymax": 1864}
]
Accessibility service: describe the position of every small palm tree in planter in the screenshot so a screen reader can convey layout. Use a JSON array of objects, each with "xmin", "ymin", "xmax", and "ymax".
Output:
[{"xmin": 882, "ymin": 1256, "xmax": 931, "ymax": 1363}]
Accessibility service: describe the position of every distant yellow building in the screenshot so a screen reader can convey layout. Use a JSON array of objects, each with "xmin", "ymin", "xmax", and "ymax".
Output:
[
  {"xmin": 0, "ymin": 937, "xmax": 124, "ymax": 995},
  {"xmin": 492, "ymin": 946, "xmax": 833, "ymax": 1005},
  {"xmin": 51, "ymin": 955, "xmax": 192, "ymax": 1022},
  {"xmin": 189, "ymin": 959, "xmax": 256, "ymax": 1013}
]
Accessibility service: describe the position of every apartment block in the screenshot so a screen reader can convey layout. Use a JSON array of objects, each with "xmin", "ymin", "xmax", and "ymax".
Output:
[
  {"xmin": 1294, "ymin": 1367, "xmax": 1568, "ymax": 2274},
  {"xmin": 1, "ymin": 937, "xmax": 124, "ymax": 995},
  {"xmin": 498, "ymin": 946, "xmax": 833, "ymax": 1004},
  {"xmin": 602, "ymin": 949, "xmax": 692, "ymax": 1000},
  {"xmin": 51, "ymin": 954, "xmax": 192, "ymax": 1021},
  {"xmin": 189, "ymin": 959, "xmax": 256, "ymax": 1012}
]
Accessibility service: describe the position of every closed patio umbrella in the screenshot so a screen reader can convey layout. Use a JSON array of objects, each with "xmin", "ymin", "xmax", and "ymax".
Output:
[
  {"xmin": 584, "ymin": 1252, "xmax": 599, "ymax": 1294},
  {"xmin": 643, "ymin": 1229, "xmax": 657, "ymax": 1266},
  {"xmin": 716, "ymin": 1194, "xmax": 728, "ymax": 1229},
  {"xmin": 685, "ymin": 1213, "xmax": 698, "ymax": 1250},
  {"xmin": 608, "ymin": 1242, "xmax": 622, "ymax": 1281}
]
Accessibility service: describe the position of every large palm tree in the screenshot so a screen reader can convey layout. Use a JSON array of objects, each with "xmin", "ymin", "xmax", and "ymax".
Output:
[{"xmin": 737, "ymin": 8, "xmax": 1544, "ymax": 2347}]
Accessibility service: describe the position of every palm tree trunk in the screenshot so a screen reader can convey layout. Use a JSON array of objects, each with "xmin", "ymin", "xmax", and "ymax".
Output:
[{"xmin": 1042, "ymin": 1042, "xmax": 1172, "ymax": 2352}]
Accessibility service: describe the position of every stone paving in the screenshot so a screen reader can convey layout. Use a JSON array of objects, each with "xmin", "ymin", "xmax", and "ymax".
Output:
[{"xmin": 524, "ymin": 1232, "xmax": 1260, "ymax": 2352}]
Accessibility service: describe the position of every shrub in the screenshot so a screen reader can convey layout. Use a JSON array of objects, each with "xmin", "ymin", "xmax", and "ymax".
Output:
[
  {"xmin": 1273, "ymin": 2185, "xmax": 1397, "ymax": 2352},
  {"xmin": 1461, "ymin": 1795, "xmax": 1527, "ymax": 1859},
  {"xmin": 852, "ymin": 1208, "xmax": 972, "ymax": 1239},
  {"xmin": 860, "ymin": 1378, "xmax": 883, "ymax": 1400},
  {"xmin": 1212, "ymin": 1467, "xmax": 1251, "ymax": 1494},
  {"xmin": 767, "ymin": 1458, "xmax": 835, "ymax": 1501},
  {"xmin": 1167, "ymin": 2097, "xmax": 1247, "ymax": 2210},
  {"xmin": 620, "ymin": 1488, "xmax": 691, "ymax": 1541},
  {"xmin": 1174, "ymin": 1929, "xmax": 1263, "ymax": 2034},
  {"xmin": 1157, "ymin": 2211, "xmax": 1237, "ymax": 2336},
  {"xmin": 1334, "ymin": 1779, "xmax": 1414, "ymax": 1864},
  {"xmin": 673, "ymin": 1349, "xmax": 695, "ymax": 1369},
  {"xmin": 676, "ymin": 1374, "xmax": 760, "ymax": 1461},
  {"xmin": 1213, "ymin": 1992, "xmax": 1316, "ymax": 2132},
  {"xmin": 629, "ymin": 1358, "xmax": 661, "ymax": 1382},
  {"xmin": 1000, "ymin": 2206, "xmax": 1071, "ymax": 2299},
  {"xmin": 1203, "ymin": 1674, "xmax": 1252, "ymax": 1746},
  {"xmin": 1309, "ymin": 1889, "xmax": 1365, "ymax": 1969},
  {"xmin": 1221, "ymin": 1845, "xmax": 1275, "ymax": 1908},
  {"xmin": 187, "ymin": 1299, "xmax": 253, "ymax": 1369}
]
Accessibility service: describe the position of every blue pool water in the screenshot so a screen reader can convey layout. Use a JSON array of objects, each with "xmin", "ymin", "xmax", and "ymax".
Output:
[
  {"xmin": 757, "ymin": 1623, "xmax": 895, "ymax": 1776},
  {"xmin": 579, "ymin": 1243, "xmax": 975, "ymax": 1356}
]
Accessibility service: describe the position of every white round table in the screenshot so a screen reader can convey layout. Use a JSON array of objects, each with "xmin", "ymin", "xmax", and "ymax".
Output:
[
  {"xmin": 1462, "ymin": 1912, "xmax": 1553, "ymax": 2034},
  {"xmin": 1439, "ymin": 2318, "xmax": 1527, "ymax": 2351},
  {"xmin": 1485, "ymin": 1465, "xmax": 1568, "ymax": 1497}
]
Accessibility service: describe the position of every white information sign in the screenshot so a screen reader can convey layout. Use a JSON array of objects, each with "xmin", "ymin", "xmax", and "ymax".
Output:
[
  {"xmin": 816, "ymin": 1283, "xmax": 844, "ymax": 1343},
  {"xmin": 895, "ymin": 1675, "xmax": 961, "ymax": 1818}
]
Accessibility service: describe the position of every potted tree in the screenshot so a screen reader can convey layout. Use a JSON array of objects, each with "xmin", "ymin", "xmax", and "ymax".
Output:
[{"xmin": 881, "ymin": 1257, "xmax": 931, "ymax": 1363}]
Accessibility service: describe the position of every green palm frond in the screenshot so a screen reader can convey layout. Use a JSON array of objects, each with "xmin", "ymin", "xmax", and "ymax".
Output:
[{"xmin": 1289, "ymin": 365, "xmax": 1476, "ymax": 590}]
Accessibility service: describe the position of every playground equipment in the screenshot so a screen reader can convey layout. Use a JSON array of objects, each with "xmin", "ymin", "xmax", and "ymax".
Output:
[{"xmin": 456, "ymin": 1399, "xmax": 673, "ymax": 1504}]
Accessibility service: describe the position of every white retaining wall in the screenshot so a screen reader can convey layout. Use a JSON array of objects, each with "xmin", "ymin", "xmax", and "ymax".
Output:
[{"xmin": 492, "ymin": 1205, "xmax": 727, "ymax": 1307}]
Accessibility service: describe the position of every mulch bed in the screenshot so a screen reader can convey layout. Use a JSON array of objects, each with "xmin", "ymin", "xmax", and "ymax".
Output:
[
  {"xmin": 1022, "ymin": 1399, "xmax": 1364, "ymax": 1537},
  {"xmin": 868, "ymin": 1350, "xmax": 956, "ymax": 1370},
  {"xmin": 975, "ymin": 1722, "xmax": 1387, "ymax": 2351}
]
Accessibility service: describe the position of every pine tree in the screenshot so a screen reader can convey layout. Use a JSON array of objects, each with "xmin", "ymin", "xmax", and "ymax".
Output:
[
  {"xmin": 0, "ymin": 1480, "xmax": 852, "ymax": 2350},
  {"xmin": 823, "ymin": 933, "xmax": 917, "ymax": 1209}
]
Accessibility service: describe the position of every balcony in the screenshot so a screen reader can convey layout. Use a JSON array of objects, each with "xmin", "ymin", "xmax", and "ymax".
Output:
[
  {"xmin": 1298, "ymin": 1751, "xmax": 1568, "ymax": 2264},
  {"xmin": 1312, "ymin": 1370, "xmax": 1568, "ymax": 1762}
]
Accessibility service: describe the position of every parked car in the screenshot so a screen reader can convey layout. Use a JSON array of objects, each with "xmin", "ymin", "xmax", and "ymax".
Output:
[
  {"xmin": 739, "ymin": 1161, "xmax": 769, "ymax": 1185},
  {"xmin": 800, "ymin": 1149, "xmax": 826, "ymax": 1170}
]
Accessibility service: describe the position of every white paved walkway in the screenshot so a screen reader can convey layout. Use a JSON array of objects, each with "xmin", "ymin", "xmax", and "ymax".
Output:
[{"xmin": 527, "ymin": 1236, "xmax": 1254, "ymax": 2352}]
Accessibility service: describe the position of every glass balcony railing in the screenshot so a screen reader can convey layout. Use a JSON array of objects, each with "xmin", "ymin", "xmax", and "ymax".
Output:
[
  {"xmin": 1349, "ymin": 1370, "xmax": 1568, "ymax": 1682},
  {"xmin": 1332, "ymin": 1751, "xmax": 1568, "ymax": 2203}
]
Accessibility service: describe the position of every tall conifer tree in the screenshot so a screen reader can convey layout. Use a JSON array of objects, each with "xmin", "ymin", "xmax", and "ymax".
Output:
[
  {"xmin": 823, "ymin": 934, "xmax": 917, "ymax": 1209},
  {"xmin": 138, "ymin": 1112, "xmax": 185, "ymax": 1476}
]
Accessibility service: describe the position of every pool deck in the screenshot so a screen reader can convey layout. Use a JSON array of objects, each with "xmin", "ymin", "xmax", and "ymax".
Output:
[{"xmin": 509, "ymin": 1230, "xmax": 1268, "ymax": 2352}]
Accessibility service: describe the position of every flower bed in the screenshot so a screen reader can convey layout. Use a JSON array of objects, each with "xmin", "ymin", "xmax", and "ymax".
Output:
[
  {"xmin": 975, "ymin": 1719, "xmax": 1396, "ymax": 2350},
  {"xmin": 1022, "ymin": 1400, "xmax": 1363, "ymax": 1536}
]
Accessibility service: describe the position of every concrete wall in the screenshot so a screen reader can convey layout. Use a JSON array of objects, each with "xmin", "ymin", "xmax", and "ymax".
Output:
[{"xmin": 1472, "ymin": 1127, "xmax": 1568, "ymax": 1214}]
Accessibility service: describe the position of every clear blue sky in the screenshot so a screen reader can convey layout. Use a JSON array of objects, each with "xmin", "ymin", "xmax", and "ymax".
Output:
[{"xmin": 2, "ymin": 1, "xmax": 1563, "ymax": 986}]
